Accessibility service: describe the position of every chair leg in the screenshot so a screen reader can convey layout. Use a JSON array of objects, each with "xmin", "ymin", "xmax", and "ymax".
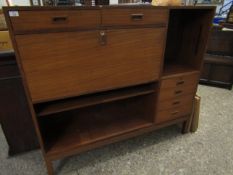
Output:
[{"xmin": 45, "ymin": 158, "xmax": 54, "ymax": 175}]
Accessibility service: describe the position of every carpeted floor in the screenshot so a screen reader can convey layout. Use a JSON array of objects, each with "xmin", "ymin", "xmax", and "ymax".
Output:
[{"xmin": 1, "ymin": 85, "xmax": 233, "ymax": 175}]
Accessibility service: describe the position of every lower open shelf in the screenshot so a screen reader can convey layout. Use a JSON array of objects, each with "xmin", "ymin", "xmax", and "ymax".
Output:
[
  {"xmin": 39, "ymin": 94, "xmax": 155, "ymax": 159},
  {"xmin": 46, "ymin": 116, "xmax": 152, "ymax": 158}
]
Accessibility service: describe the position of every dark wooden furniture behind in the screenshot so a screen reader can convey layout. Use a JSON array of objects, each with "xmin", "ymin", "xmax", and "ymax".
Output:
[
  {"xmin": 200, "ymin": 54, "xmax": 233, "ymax": 89},
  {"xmin": 207, "ymin": 26, "xmax": 233, "ymax": 57},
  {"xmin": 226, "ymin": 4, "xmax": 233, "ymax": 23},
  {"xmin": 200, "ymin": 26, "xmax": 233, "ymax": 89},
  {"xmin": 4, "ymin": 6, "xmax": 215, "ymax": 175},
  {"xmin": 0, "ymin": 51, "xmax": 39, "ymax": 155}
]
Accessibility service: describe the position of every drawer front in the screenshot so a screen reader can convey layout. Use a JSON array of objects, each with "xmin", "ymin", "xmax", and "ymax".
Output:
[
  {"xmin": 157, "ymin": 94, "xmax": 194, "ymax": 111},
  {"xmin": 9, "ymin": 10, "xmax": 100, "ymax": 33},
  {"xmin": 156, "ymin": 103, "xmax": 193, "ymax": 124},
  {"xmin": 159, "ymin": 84, "xmax": 197, "ymax": 101},
  {"xmin": 102, "ymin": 9, "xmax": 168, "ymax": 26},
  {"xmin": 161, "ymin": 73, "xmax": 200, "ymax": 90},
  {"xmin": 15, "ymin": 27, "xmax": 165, "ymax": 103}
]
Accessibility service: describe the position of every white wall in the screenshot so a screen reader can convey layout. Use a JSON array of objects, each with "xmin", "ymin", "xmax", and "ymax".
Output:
[
  {"xmin": 0, "ymin": 0, "xmax": 30, "ymax": 7},
  {"xmin": 11, "ymin": 0, "xmax": 30, "ymax": 5},
  {"xmin": 216, "ymin": 0, "xmax": 233, "ymax": 16},
  {"xmin": 1, "ymin": 0, "xmax": 45, "ymax": 6},
  {"xmin": 0, "ymin": 0, "xmax": 7, "ymax": 7},
  {"xmin": 110, "ymin": 0, "xmax": 118, "ymax": 4}
]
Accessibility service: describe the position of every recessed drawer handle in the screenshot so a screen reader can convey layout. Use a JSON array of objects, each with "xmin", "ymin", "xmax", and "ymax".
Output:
[
  {"xmin": 176, "ymin": 80, "xmax": 184, "ymax": 85},
  {"xmin": 171, "ymin": 111, "xmax": 179, "ymax": 115},
  {"xmin": 175, "ymin": 90, "xmax": 182, "ymax": 95},
  {"xmin": 131, "ymin": 14, "xmax": 144, "ymax": 21},
  {"xmin": 173, "ymin": 101, "xmax": 180, "ymax": 105},
  {"xmin": 52, "ymin": 16, "xmax": 68, "ymax": 23}
]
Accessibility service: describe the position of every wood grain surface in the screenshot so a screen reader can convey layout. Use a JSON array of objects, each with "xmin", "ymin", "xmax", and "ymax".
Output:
[
  {"xmin": 102, "ymin": 9, "xmax": 168, "ymax": 26},
  {"xmin": 16, "ymin": 27, "xmax": 165, "ymax": 103},
  {"xmin": 10, "ymin": 10, "xmax": 101, "ymax": 33}
]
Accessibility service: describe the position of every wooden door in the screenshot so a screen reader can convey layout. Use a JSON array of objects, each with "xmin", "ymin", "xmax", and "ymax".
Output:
[{"xmin": 15, "ymin": 28, "xmax": 165, "ymax": 103}]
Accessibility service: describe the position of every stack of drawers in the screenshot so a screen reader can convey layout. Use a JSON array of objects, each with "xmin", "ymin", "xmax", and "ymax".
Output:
[{"xmin": 156, "ymin": 72, "xmax": 200, "ymax": 124}]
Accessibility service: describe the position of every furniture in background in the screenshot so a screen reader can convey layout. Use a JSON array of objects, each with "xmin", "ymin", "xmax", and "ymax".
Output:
[
  {"xmin": 4, "ymin": 6, "xmax": 214, "ymax": 175},
  {"xmin": 200, "ymin": 26, "xmax": 233, "ymax": 89},
  {"xmin": 0, "ymin": 51, "xmax": 39, "ymax": 155},
  {"xmin": 206, "ymin": 26, "xmax": 233, "ymax": 56},
  {"xmin": 226, "ymin": 4, "xmax": 233, "ymax": 23},
  {"xmin": 200, "ymin": 54, "xmax": 233, "ymax": 89},
  {"xmin": 30, "ymin": 0, "xmax": 42, "ymax": 6},
  {"xmin": 0, "ymin": 10, "xmax": 7, "ymax": 31},
  {"xmin": 95, "ymin": 0, "xmax": 109, "ymax": 5},
  {"xmin": 0, "ymin": 9, "xmax": 39, "ymax": 155},
  {"xmin": 42, "ymin": 0, "xmax": 106, "ymax": 6}
]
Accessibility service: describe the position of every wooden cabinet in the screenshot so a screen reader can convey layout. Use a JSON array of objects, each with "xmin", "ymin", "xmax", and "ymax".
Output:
[{"xmin": 3, "ymin": 6, "xmax": 215, "ymax": 175}]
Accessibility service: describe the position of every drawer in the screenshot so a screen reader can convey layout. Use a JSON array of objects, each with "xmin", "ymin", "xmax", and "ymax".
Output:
[
  {"xmin": 9, "ymin": 10, "xmax": 100, "ymax": 33},
  {"xmin": 156, "ymin": 104, "xmax": 193, "ymax": 124},
  {"xmin": 159, "ymin": 84, "xmax": 197, "ymax": 101},
  {"xmin": 102, "ymin": 9, "xmax": 168, "ymax": 26},
  {"xmin": 157, "ymin": 94, "xmax": 194, "ymax": 111},
  {"xmin": 161, "ymin": 72, "xmax": 200, "ymax": 90}
]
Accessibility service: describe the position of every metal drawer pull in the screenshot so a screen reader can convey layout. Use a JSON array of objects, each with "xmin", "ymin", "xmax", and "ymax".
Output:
[
  {"xmin": 52, "ymin": 16, "xmax": 68, "ymax": 23},
  {"xmin": 176, "ymin": 80, "xmax": 184, "ymax": 85},
  {"xmin": 175, "ymin": 90, "xmax": 182, "ymax": 95},
  {"xmin": 99, "ymin": 31, "xmax": 107, "ymax": 46},
  {"xmin": 173, "ymin": 101, "xmax": 180, "ymax": 105},
  {"xmin": 171, "ymin": 111, "xmax": 179, "ymax": 115},
  {"xmin": 131, "ymin": 14, "xmax": 144, "ymax": 21}
]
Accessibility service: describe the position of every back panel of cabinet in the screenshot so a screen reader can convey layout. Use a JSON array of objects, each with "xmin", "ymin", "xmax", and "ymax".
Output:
[{"xmin": 15, "ymin": 27, "xmax": 165, "ymax": 103}]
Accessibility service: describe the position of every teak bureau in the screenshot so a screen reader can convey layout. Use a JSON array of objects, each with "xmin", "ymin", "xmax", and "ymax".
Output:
[{"xmin": 3, "ymin": 5, "xmax": 215, "ymax": 175}]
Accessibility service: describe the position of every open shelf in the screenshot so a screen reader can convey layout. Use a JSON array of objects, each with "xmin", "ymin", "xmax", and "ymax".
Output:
[
  {"xmin": 162, "ymin": 62, "xmax": 198, "ymax": 77},
  {"xmin": 46, "ymin": 117, "xmax": 152, "ymax": 158},
  {"xmin": 39, "ymin": 94, "xmax": 155, "ymax": 158},
  {"xmin": 163, "ymin": 9, "xmax": 214, "ymax": 77},
  {"xmin": 35, "ymin": 83, "xmax": 156, "ymax": 117}
]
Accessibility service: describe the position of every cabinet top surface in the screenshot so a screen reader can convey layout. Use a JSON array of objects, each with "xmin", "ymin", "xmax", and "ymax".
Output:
[{"xmin": 3, "ymin": 5, "xmax": 216, "ymax": 11}]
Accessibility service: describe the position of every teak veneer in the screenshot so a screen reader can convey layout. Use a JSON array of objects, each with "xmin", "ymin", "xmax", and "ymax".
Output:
[{"xmin": 3, "ymin": 5, "xmax": 215, "ymax": 175}]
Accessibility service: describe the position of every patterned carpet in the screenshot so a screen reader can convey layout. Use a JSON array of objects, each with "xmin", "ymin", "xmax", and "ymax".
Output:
[{"xmin": 1, "ymin": 85, "xmax": 233, "ymax": 175}]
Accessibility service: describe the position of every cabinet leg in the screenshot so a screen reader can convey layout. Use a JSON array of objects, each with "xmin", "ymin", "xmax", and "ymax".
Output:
[
  {"xmin": 45, "ymin": 158, "xmax": 54, "ymax": 175},
  {"xmin": 182, "ymin": 120, "xmax": 190, "ymax": 134}
]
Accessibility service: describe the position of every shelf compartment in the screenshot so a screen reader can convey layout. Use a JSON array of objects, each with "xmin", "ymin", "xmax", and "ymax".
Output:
[
  {"xmin": 162, "ymin": 63, "xmax": 198, "ymax": 78},
  {"xmin": 163, "ymin": 9, "xmax": 214, "ymax": 76},
  {"xmin": 35, "ymin": 83, "xmax": 156, "ymax": 117},
  {"xmin": 39, "ymin": 94, "xmax": 155, "ymax": 158}
]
